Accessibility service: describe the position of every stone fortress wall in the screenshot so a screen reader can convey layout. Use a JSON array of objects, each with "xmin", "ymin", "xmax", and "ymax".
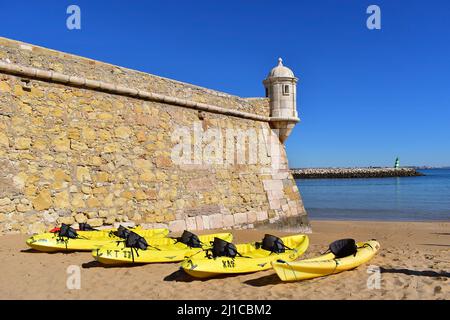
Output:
[{"xmin": 0, "ymin": 37, "xmax": 309, "ymax": 234}]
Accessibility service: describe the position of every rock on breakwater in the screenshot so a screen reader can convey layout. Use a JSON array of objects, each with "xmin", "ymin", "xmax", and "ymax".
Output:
[{"xmin": 291, "ymin": 167, "xmax": 424, "ymax": 179}]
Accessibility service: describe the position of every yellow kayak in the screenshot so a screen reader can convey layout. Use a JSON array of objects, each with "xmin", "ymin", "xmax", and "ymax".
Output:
[
  {"xmin": 93, "ymin": 232, "xmax": 233, "ymax": 265},
  {"xmin": 180, "ymin": 234, "xmax": 309, "ymax": 279},
  {"xmin": 26, "ymin": 227, "xmax": 169, "ymax": 252},
  {"xmin": 272, "ymin": 240, "xmax": 380, "ymax": 281}
]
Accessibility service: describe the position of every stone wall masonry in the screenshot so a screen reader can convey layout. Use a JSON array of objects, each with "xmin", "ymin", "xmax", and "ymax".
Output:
[
  {"xmin": 0, "ymin": 60, "xmax": 269, "ymax": 123},
  {"xmin": 0, "ymin": 37, "xmax": 270, "ymax": 117},
  {"xmin": 0, "ymin": 37, "xmax": 310, "ymax": 234}
]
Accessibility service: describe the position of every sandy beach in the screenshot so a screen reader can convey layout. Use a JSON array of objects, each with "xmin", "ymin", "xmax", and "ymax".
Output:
[{"xmin": 0, "ymin": 220, "xmax": 448, "ymax": 300}]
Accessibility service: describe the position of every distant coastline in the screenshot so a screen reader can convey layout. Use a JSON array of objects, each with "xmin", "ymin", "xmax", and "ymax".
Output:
[{"xmin": 290, "ymin": 167, "xmax": 424, "ymax": 179}]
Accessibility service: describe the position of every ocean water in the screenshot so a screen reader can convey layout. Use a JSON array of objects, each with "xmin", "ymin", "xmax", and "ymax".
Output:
[{"xmin": 295, "ymin": 169, "xmax": 450, "ymax": 221}]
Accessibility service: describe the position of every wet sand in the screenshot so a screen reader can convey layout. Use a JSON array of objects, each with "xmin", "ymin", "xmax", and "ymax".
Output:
[{"xmin": 0, "ymin": 220, "xmax": 448, "ymax": 300}]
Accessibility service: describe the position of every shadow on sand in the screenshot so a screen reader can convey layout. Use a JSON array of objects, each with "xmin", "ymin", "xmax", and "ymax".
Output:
[
  {"xmin": 20, "ymin": 248, "xmax": 77, "ymax": 255},
  {"xmin": 163, "ymin": 269, "xmax": 245, "ymax": 282},
  {"xmin": 244, "ymin": 266, "xmax": 450, "ymax": 287},
  {"xmin": 81, "ymin": 260, "xmax": 145, "ymax": 269},
  {"xmin": 380, "ymin": 267, "xmax": 450, "ymax": 278},
  {"xmin": 242, "ymin": 273, "xmax": 283, "ymax": 287},
  {"xmin": 163, "ymin": 269, "xmax": 196, "ymax": 282},
  {"xmin": 20, "ymin": 248, "xmax": 45, "ymax": 254}
]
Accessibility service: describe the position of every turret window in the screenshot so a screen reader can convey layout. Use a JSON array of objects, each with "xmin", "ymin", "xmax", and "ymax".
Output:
[
  {"xmin": 265, "ymin": 88, "xmax": 269, "ymax": 97},
  {"xmin": 283, "ymin": 85, "xmax": 290, "ymax": 95}
]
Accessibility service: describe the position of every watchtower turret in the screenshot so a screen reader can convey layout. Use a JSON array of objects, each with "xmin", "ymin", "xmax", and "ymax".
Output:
[{"xmin": 263, "ymin": 58, "xmax": 300, "ymax": 143}]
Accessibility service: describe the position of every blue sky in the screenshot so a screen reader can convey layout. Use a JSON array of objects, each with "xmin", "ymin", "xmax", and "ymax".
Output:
[{"xmin": 1, "ymin": 1, "xmax": 449, "ymax": 167}]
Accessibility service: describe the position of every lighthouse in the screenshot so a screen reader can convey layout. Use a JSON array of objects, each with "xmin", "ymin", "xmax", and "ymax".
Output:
[{"xmin": 394, "ymin": 157, "xmax": 400, "ymax": 169}]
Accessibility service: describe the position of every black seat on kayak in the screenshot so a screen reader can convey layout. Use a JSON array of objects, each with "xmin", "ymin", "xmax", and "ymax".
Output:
[
  {"xmin": 125, "ymin": 231, "xmax": 148, "ymax": 250},
  {"xmin": 58, "ymin": 223, "xmax": 78, "ymax": 239},
  {"xmin": 258, "ymin": 234, "xmax": 291, "ymax": 253},
  {"xmin": 113, "ymin": 225, "xmax": 131, "ymax": 239},
  {"xmin": 329, "ymin": 239, "xmax": 357, "ymax": 258},
  {"xmin": 176, "ymin": 230, "xmax": 202, "ymax": 248},
  {"xmin": 210, "ymin": 237, "xmax": 239, "ymax": 258},
  {"xmin": 78, "ymin": 223, "xmax": 96, "ymax": 231}
]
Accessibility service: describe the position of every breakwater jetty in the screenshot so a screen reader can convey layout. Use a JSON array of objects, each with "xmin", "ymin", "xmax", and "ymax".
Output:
[{"xmin": 291, "ymin": 167, "xmax": 424, "ymax": 179}]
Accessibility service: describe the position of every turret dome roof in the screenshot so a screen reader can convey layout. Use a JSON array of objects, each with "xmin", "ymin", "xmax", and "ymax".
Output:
[{"xmin": 267, "ymin": 58, "xmax": 295, "ymax": 78}]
